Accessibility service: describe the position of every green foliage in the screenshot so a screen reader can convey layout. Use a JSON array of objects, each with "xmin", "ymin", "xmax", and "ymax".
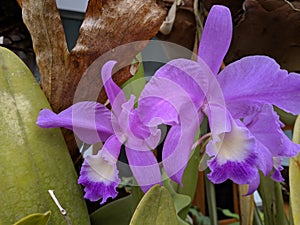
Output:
[
  {"xmin": 14, "ymin": 211, "xmax": 51, "ymax": 225},
  {"xmin": 162, "ymin": 177, "xmax": 191, "ymax": 225},
  {"xmin": 122, "ymin": 54, "xmax": 146, "ymax": 101},
  {"xmin": 129, "ymin": 185, "xmax": 178, "ymax": 225},
  {"xmin": 188, "ymin": 206, "xmax": 210, "ymax": 225},
  {"xmin": 0, "ymin": 47, "xmax": 90, "ymax": 225},
  {"xmin": 258, "ymin": 173, "xmax": 289, "ymax": 225},
  {"xmin": 90, "ymin": 195, "xmax": 135, "ymax": 225},
  {"xmin": 291, "ymin": 115, "xmax": 300, "ymax": 224},
  {"xmin": 218, "ymin": 208, "xmax": 240, "ymax": 220}
]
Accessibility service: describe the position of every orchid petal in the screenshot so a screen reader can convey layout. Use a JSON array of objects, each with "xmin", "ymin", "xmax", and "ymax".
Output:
[
  {"xmin": 218, "ymin": 56, "xmax": 300, "ymax": 116},
  {"xmin": 78, "ymin": 135, "xmax": 122, "ymax": 204},
  {"xmin": 36, "ymin": 101, "xmax": 113, "ymax": 144},
  {"xmin": 116, "ymin": 96, "xmax": 161, "ymax": 151},
  {"xmin": 271, "ymin": 157, "xmax": 284, "ymax": 182},
  {"xmin": 162, "ymin": 100, "xmax": 200, "ymax": 184},
  {"xmin": 243, "ymin": 104, "xmax": 300, "ymax": 157},
  {"xmin": 207, "ymin": 154, "xmax": 258, "ymax": 185},
  {"xmin": 247, "ymin": 172, "xmax": 260, "ymax": 195},
  {"xmin": 139, "ymin": 58, "xmax": 213, "ymax": 126},
  {"xmin": 125, "ymin": 147, "xmax": 162, "ymax": 192},
  {"xmin": 162, "ymin": 125, "xmax": 196, "ymax": 184},
  {"xmin": 101, "ymin": 60, "xmax": 127, "ymax": 116},
  {"xmin": 253, "ymin": 140, "xmax": 273, "ymax": 176},
  {"xmin": 206, "ymin": 115, "xmax": 258, "ymax": 185},
  {"xmin": 198, "ymin": 5, "xmax": 232, "ymax": 75}
]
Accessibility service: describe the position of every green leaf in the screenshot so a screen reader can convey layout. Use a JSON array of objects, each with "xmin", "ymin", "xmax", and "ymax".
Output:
[
  {"xmin": 218, "ymin": 208, "xmax": 239, "ymax": 220},
  {"xmin": 189, "ymin": 206, "xmax": 211, "ymax": 225},
  {"xmin": 90, "ymin": 195, "xmax": 135, "ymax": 225},
  {"xmin": 290, "ymin": 115, "xmax": 300, "ymax": 224},
  {"xmin": 162, "ymin": 173, "xmax": 191, "ymax": 225},
  {"xmin": 129, "ymin": 185, "xmax": 178, "ymax": 225},
  {"xmin": 258, "ymin": 173, "xmax": 289, "ymax": 225},
  {"xmin": 122, "ymin": 54, "xmax": 146, "ymax": 100},
  {"xmin": 176, "ymin": 146, "xmax": 201, "ymax": 219},
  {"xmin": 14, "ymin": 211, "xmax": 51, "ymax": 225},
  {"xmin": 274, "ymin": 106, "xmax": 296, "ymax": 127},
  {"xmin": 0, "ymin": 47, "xmax": 90, "ymax": 225}
]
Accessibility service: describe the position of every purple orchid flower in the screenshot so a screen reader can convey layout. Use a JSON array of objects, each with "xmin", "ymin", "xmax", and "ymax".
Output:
[
  {"xmin": 139, "ymin": 5, "xmax": 300, "ymax": 193},
  {"xmin": 36, "ymin": 61, "xmax": 163, "ymax": 204}
]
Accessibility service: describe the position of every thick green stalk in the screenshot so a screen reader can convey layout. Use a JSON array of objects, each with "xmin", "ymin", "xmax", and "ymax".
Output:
[
  {"xmin": 204, "ymin": 171, "xmax": 219, "ymax": 225},
  {"xmin": 258, "ymin": 174, "xmax": 289, "ymax": 225}
]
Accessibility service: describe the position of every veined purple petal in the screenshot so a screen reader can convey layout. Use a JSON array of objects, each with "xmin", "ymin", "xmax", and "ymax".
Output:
[
  {"xmin": 207, "ymin": 155, "xmax": 258, "ymax": 185},
  {"xmin": 243, "ymin": 104, "xmax": 300, "ymax": 157},
  {"xmin": 36, "ymin": 101, "xmax": 113, "ymax": 144},
  {"xmin": 125, "ymin": 147, "xmax": 162, "ymax": 192},
  {"xmin": 218, "ymin": 56, "xmax": 300, "ymax": 116},
  {"xmin": 78, "ymin": 135, "xmax": 122, "ymax": 204},
  {"xmin": 101, "ymin": 61, "xmax": 127, "ymax": 116},
  {"xmin": 206, "ymin": 115, "xmax": 258, "ymax": 184},
  {"xmin": 198, "ymin": 5, "xmax": 232, "ymax": 75}
]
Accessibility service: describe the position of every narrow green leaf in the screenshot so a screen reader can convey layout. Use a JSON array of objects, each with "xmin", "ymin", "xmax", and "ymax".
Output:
[
  {"xmin": 258, "ymin": 173, "xmax": 289, "ymax": 225},
  {"xmin": 14, "ymin": 211, "xmax": 51, "ymax": 225},
  {"xmin": 90, "ymin": 195, "xmax": 135, "ymax": 225},
  {"xmin": 129, "ymin": 185, "xmax": 178, "ymax": 225},
  {"xmin": 204, "ymin": 173, "xmax": 218, "ymax": 225},
  {"xmin": 177, "ymin": 146, "xmax": 201, "ymax": 220},
  {"xmin": 290, "ymin": 115, "xmax": 300, "ymax": 224},
  {"xmin": 219, "ymin": 208, "xmax": 240, "ymax": 220}
]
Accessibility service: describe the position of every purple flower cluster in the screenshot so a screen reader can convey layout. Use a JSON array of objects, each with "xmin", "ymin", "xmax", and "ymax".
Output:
[{"xmin": 36, "ymin": 5, "xmax": 300, "ymax": 203}]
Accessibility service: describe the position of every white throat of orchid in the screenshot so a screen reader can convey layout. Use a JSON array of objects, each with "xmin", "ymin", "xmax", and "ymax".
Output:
[
  {"xmin": 86, "ymin": 152, "xmax": 117, "ymax": 184},
  {"xmin": 214, "ymin": 121, "xmax": 254, "ymax": 165}
]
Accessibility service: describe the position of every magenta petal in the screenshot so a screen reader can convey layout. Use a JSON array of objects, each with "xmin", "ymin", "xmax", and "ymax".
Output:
[
  {"xmin": 125, "ymin": 147, "xmax": 162, "ymax": 192},
  {"xmin": 219, "ymin": 56, "xmax": 300, "ymax": 116},
  {"xmin": 78, "ymin": 135, "xmax": 122, "ymax": 204},
  {"xmin": 198, "ymin": 5, "xmax": 232, "ymax": 75},
  {"xmin": 37, "ymin": 101, "xmax": 113, "ymax": 144},
  {"xmin": 101, "ymin": 61, "xmax": 127, "ymax": 116}
]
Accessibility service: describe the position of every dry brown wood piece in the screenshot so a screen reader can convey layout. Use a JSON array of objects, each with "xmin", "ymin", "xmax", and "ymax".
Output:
[{"xmin": 18, "ymin": 0, "xmax": 166, "ymax": 161}]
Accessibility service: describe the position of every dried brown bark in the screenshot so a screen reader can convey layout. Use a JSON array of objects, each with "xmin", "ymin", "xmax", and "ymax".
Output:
[
  {"xmin": 17, "ymin": 0, "xmax": 166, "ymax": 160},
  {"xmin": 157, "ymin": 0, "xmax": 197, "ymax": 52},
  {"xmin": 202, "ymin": 0, "xmax": 300, "ymax": 72}
]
